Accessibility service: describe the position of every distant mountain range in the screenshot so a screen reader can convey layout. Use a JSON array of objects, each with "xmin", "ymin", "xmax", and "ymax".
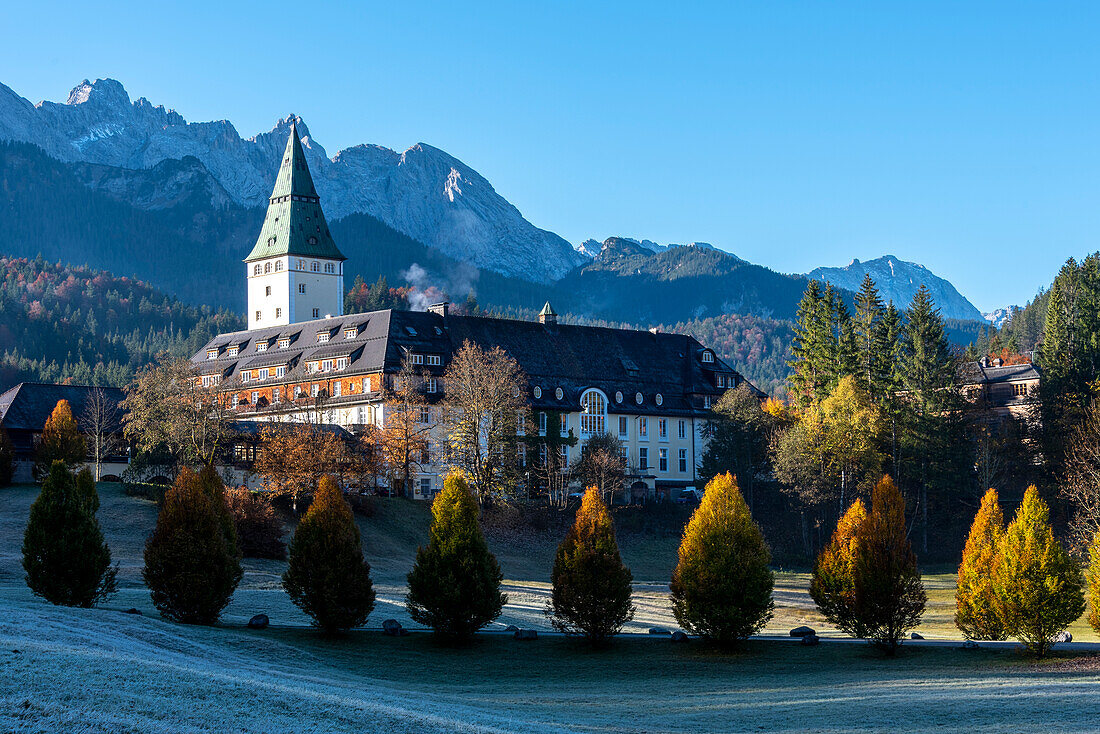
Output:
[
  {"xmin": 805, "ymin": 256, "xmax": 984, "ymax": 322},
  {"xmin": 0, "ymin": 77, "xmax": 986, "ymax": 333}
]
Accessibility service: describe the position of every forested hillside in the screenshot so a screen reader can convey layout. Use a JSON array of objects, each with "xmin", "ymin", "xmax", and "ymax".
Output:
[{"xmin": 0, "ymin": 256, "xmax": 242, "ymax": 389}]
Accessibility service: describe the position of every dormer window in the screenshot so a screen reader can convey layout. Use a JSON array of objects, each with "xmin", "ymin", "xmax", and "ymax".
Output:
[
  {"xmin": 278, "ymin": 338, "xmax": 290, "ymax": 349},
  {"xmin": 702, "ymin": 350, "xmax": 715, "ymax": 363},
  {"xmin": 411, "ymin": 354, "xmax": 424, "ymax": 365},
  {"xmin": 336, "ymin": 357, "xmax": 348, "ymax": 370},
  {"xmin": 344, "ymin": 327, "xmax": 358, "ymax": 339},
  {"xmin": 635, "ymin": 392, "xmax": 644, "ymax": 405},
  {"xmin": 426, "ymin": 355, "xmax": 441, "ymax": 366},
  {"xmin": 555, "ymin": 387, "xmax": 564, "ymax": 400},
  {"xmin": 615, "ymin": 391, "xmax": 623, "ymax": 403},
  {"xmin": 206, "ymin": 348, "xmax": 219, "ymax": 360},
  {"xmin": 655, "ymin": 393, "xmax": 663, "ymax": 406},
  {"xmin": 308, "ymin": 236, "xmax": 318, "ymax": 246},
  {"xmin": 317, "ymin": 331, "xmax": 330, "ymax": 343},
  {"xmin": 257, "ymin": 342, "xmax": 268, "ymax": 352},
  {"xmin": 227, "ymin": 345, "xmax": 239, "ymax": 357},
  {"xmin": 533, "ymin": 386, "xmax": 542, "ymax": 399}
]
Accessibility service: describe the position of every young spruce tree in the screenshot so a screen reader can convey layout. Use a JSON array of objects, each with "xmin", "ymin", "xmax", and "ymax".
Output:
[
  {"xmin": 143, "ymin": 466, "xmax": 242, "ymax": 624},
  {"xmin": 955, "ymin": 488, "xmax": 1007, "ymax": 640},
  {"xmin": 283, "ymin": 475, "xmax": 375, "ymax": 632},
  {"xmin": 34, "ymin": 399, "xmax": 86, "ymax": 478},
  {"xmin": 993, "ymin": 485, "xmax": 1085, "ymax": 656},
  {"xmin": 670, "ymin": 473, "xmax": 774, "ymax": 644},
  {"xmin": 851, "ymin": 475, "xmax": 926, "ymax": 653},
  {"xmin": 22, "ymin": 461, "xmax": 117, "ymax": 607},
  {"xmin": 406, "ymin": 471, "xmax": 506, "ymax": 638},
  {"xmin": 810, "ymin": 497, "xmax": 867, "ymax": 636},
  {"xmin": 548, "ymin": 486, "xmax": 634, "ymax": 643}
]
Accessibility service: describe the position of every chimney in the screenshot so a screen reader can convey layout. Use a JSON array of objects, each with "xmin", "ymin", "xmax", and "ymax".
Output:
[
  {"xmin": 428, "ymin": 302, "xmax": 449, "ymax": 318},
  {"xmin": 538, "ymin": 300, "xmax": 557, "ymax": 326},
  {"xmin": 649, "ymin": 327, "xmax": 659, "ymax": 334},
  {"xmin": 993, "ymin": 357, "xmax": 1004, "ymax": 367}
]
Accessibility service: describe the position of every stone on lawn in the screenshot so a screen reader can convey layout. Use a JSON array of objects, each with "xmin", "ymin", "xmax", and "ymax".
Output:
[
  {"xmin": 123, "ymin": 608, "xmax": 142, "ymax": 616},
  {"xmin": 910, "ymin": 632, "xmax": 924, "ymax": 640},
  {"xmin": 648, "ymin": 627, "xmax": 671, "ymax": 635},
  {"xmin": 504, "ymin": 625, "xmax": 519, "ymax": 633},
  {"xmin": 247, "ymin": 614, "xmax": 269, "ymax": 630},
  {"xmin": 790, "ymin": 626, "xmax": 815, "ymax": 637},
  {"xmin": 382, "ymin": 619, "xmax": 404, "ymax": 636},
  {"xmin": 800, "ymin": 633, "xmax": 820, "ymax": 646},
  {"xmin": 671, "ymin": 631, "xmax": 689, "ymax": 643},
  {"xmin": 514, "ymin": 629, "xmax": 538, "ymax": 641}
]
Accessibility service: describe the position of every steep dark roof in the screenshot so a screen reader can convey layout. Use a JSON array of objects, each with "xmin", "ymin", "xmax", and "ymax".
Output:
[
  {"xmin": 193, "ymin": 309, "xmax": 759, "ymax": 416},
  {"xmin": 244, "ymin": 124, "xmax": 345, "ymax": 262},
  {"xmin": 0, "ymin": 383, "xmax": 125, "ymax": 432}
]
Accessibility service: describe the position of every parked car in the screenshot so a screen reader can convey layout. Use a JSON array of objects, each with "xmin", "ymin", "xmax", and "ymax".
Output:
[{"xmin": 675, "ymin": 488, "xmax": 702, "ymax": 504}]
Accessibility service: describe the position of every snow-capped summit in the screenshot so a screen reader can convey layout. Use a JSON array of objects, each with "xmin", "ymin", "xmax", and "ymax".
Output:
[
  {"xmin": 983, "ymin": 307, "xmax": 1018, "ymax": 329},
  {"xmin": 0, "ymin": 78, "xmax": 584, "ymax": 283},
  {"xmin": 805, "ymin": 255, "xmax": 984, "ymax": 321}
]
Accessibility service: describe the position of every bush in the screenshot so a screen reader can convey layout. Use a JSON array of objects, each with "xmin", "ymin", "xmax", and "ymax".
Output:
[
  {"xmin": 810, "ymin": 498, "xmax": 867, "ymax": 635},
  {"xmin": 993, "ymin": 485, "xmax": 1085, "ymax": 657},
  {"xmin": 850, "ymin": 475, "xmax": 926, "ymax": 653},
  {"xmin": 143, "ymin": 466, "xmax": 242, "ymax": 624},
  {"xmin": 670, "ymin": 472, "xmax": 773, "ymax": 644},
  {"xmin": 406, "ymin": 471, "xmax": 506, "ymax": 638},
  {"xmin": 283, "ymin": 476, "xmax": 375, "ymax": 632},
  {"xmin": 226, "ymin": 488, "xmax": 286, "ymax": 559},
  {"xmin": 22, "ymin": 461, "xmax": 117, "ymax": 606},
  {"xmin": 0, "ymin": 425, "xmax": 14, "ymax": 487},
  {"xmin": 34, "ymin": 399, "xmax": 86, "ymax": 479},
  {"xmin": 955, "ymin": 488, "xmax": 1007, "ymax": 640},
  {"xmin": 548, "ymin": 486, "xmax": 634, "ymax": 642}
]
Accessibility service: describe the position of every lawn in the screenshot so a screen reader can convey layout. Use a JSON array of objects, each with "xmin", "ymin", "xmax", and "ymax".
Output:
[{"xmin": 4, "ymin": 481, "xmax": 1100, "ymax": 732}]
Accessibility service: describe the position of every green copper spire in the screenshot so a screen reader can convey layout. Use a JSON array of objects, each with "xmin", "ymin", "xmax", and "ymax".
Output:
[{"xmin": 244, "ymin": 123, "xmax": 346, "ymax": 263}]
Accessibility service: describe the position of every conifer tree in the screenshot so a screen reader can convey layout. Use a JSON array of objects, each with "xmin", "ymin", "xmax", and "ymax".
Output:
[
  {"xmin": 74, "ymin": 467, "xmax": 99, "ymax": 515},
  {"xmin": 1087, "ymin": 530, "xmax": 1100, "ymax": 634},
  {"xmin": 955, "ymin": 488, "xmax": 1006, "ymax": 640},
  {"xmin": 827, "ymin": 284, "xmax": 859, "ymax": 390},
  {"xmin": 548, "ymin": 486, "xmax": 634, "ymax": 642},
  {"xmin": 143, "ymin": 466, "xmax": 242, "ymax": 624},
  {"xmin": 670, "ymin": 473, "xmax": 774, "ymax": 644},
  {"xmin": 34, "ymin": 399, "xmax": 86, "ymax": 478},
  {"xmin": 993, "ymin": 485, "xmax": 1085, "ymax": 656},
  {"xmin": 22, "ymin": 461, "xmax": 116, "ymax": 607},
  {"xmin": 810, "ymin": 498, "xmax": 867, "ymax": 636},
  {"xmin": 406, "ymin": 471, "xmax": 506, "ymax": 637},
  {"xmin": 0, "ymin": 424, "xmax": 13, "ymax": 487},
  {"xmin": 283, "ymin": 475, "xmax": 375, "ymax": 632},
  {"xmin": 789, "ymin": 280, "xmax": 831, "ymax": 408},
  {"xmin": 850, "ymin": 475, "xmax": 926, "ymax": 653},
  {"xmin": 853, "ymin": 274, "xmax": 889, "ymax": 400}
]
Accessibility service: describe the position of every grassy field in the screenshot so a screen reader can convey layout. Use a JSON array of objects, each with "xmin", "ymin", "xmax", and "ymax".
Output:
[{"xmin": 4, "ymin": 482, "xmax": 1100, "ymax": 732}]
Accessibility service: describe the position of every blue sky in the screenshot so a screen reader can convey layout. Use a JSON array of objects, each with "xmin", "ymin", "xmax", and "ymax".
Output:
[{"xmin": 3, "ymin": 1, "xmax": 1099, "ymax": 312}]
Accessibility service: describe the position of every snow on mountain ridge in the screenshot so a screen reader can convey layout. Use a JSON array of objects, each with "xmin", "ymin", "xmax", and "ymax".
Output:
[
  {"xmin": 0, "ymin": 78, "xmax": 583, "ymax": 283},
  {"xmin": 805, "ymin": 255, "xmax": 984, "ymax": 322}
]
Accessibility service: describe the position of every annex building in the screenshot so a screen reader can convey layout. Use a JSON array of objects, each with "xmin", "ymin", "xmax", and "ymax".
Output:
[{"xmin": 193, "ymin": 125, "xmax": 758, "ymax": 500}]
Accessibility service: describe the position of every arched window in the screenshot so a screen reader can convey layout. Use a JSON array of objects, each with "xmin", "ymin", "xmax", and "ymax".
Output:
[
  {"xmin": 311, "ymin": 262, "xmax": 320, "ymax": 272},
  {"xmin": 325, "ymin": 262, "xmax": 335, "ymax": 273},
  {"xmin": 580, "ymin": 389, "xmax": 607, "ymax": 435},
  {"xmin": 253, "ymin": 264, "xmax": 261, "ymax": 276},
  {"xmin": 275, "ymin": 261, "xmax": 283, "ymax": 272},
  {"xmin": 264, "ymin": 262, "xmax": 272, "ymax": 274}
]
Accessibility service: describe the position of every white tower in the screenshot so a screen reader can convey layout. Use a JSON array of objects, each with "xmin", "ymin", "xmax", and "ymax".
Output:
[{"xmin": 245, "ymin": 123, "xmax": 346, "ymax": 330}]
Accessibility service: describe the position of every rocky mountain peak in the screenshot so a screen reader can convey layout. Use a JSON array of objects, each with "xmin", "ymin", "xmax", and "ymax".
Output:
[{"xmin": 65, "ymin": 78, "xmax": 130, "ymax": 108}]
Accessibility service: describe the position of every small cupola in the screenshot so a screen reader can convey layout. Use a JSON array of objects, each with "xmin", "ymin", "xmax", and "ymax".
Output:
[{"xmin": 538, "ymin": 301, "xmax": 557, "ymax": 326}]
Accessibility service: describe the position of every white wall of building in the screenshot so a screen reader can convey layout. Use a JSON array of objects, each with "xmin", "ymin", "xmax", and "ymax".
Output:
[{"xmin": 247, "ymin": 256, "xmax": 344, "ymax": 330}]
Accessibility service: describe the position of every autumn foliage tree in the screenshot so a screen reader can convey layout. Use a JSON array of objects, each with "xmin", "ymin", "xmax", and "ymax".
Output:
[
  {"xmin": 809, "ymin": 498, "xmax": 867, "ymax": 635},
  {"xmin": 143, "ymin": 466, "xmax": 242, "ymax": 624},
  {"xmin": 1088, "ymin": 530, "xmax": 1100, "ymax": 634},
  {"xmin": 406, "ymin": 471, "xmax": 506, "ymax": 637},
  {"xmin": 256, "ymin": 423, "xmax": 353, "ymax": 512},
  {"xmin": 22, "ymin": 462, "xmax": 117, "ymax": 607},
  {"xmin": 670, "ymin": 473, "xmax": 774, "ymax": 644},
  {"xmin": 548, "ymin": 487, "xmax": 634, "ymax": 642},
  {"xmin": 955, "ymin": 488, "xmax": 1007, "ymax": 640},
  {"xmin": 34, "ymin": 399, "xmax": 86, "ymax": 478},
  {"xmin": 992, "ymin": 485, "xmax": 1085, "ymax": 656},
  {"xmin": 283, "ymin": 475, "xmax": 375, "ymax": 632}
]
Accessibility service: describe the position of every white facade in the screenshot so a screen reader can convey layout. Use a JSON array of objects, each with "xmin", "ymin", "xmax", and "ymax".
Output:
[{"xmin": 247, "ymin": 256, "xmax": 344, "ymax": 330}]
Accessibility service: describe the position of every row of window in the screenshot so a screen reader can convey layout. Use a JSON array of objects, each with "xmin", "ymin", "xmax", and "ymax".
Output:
[
  {"xmin": 409, "ymin": 353, "xmax": 442, "ymax": 366},
  {"xmin": 531, "ymin": 410, "xmax": 688, "ymax": 442},
  {"xmin": 535, "ymin": 385, "xmax": 666, "ymax": 408},
  {"xmin": 251, "ymin": 259, "xmax": 337, "ymax": 276}
]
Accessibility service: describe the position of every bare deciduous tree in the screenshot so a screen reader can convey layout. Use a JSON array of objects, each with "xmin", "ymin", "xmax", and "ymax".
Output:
[
  {"xmin": 379, "ymin": 356, "xmax": 433, "ymax": 497},
  {"xmin": 572, "ymin": 432, "xmax": 626, "ymax": 506},
  {"xmin": 1062, "ymin": 398, "xmax": 1100, "ymax": 552},
  {"xmin": 83, "ymin": 387, "xmax": 120, "ymax": 481},
  {"xmin": 442, "ymin": 340, "xmax": 527, "ymax": 504}
]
